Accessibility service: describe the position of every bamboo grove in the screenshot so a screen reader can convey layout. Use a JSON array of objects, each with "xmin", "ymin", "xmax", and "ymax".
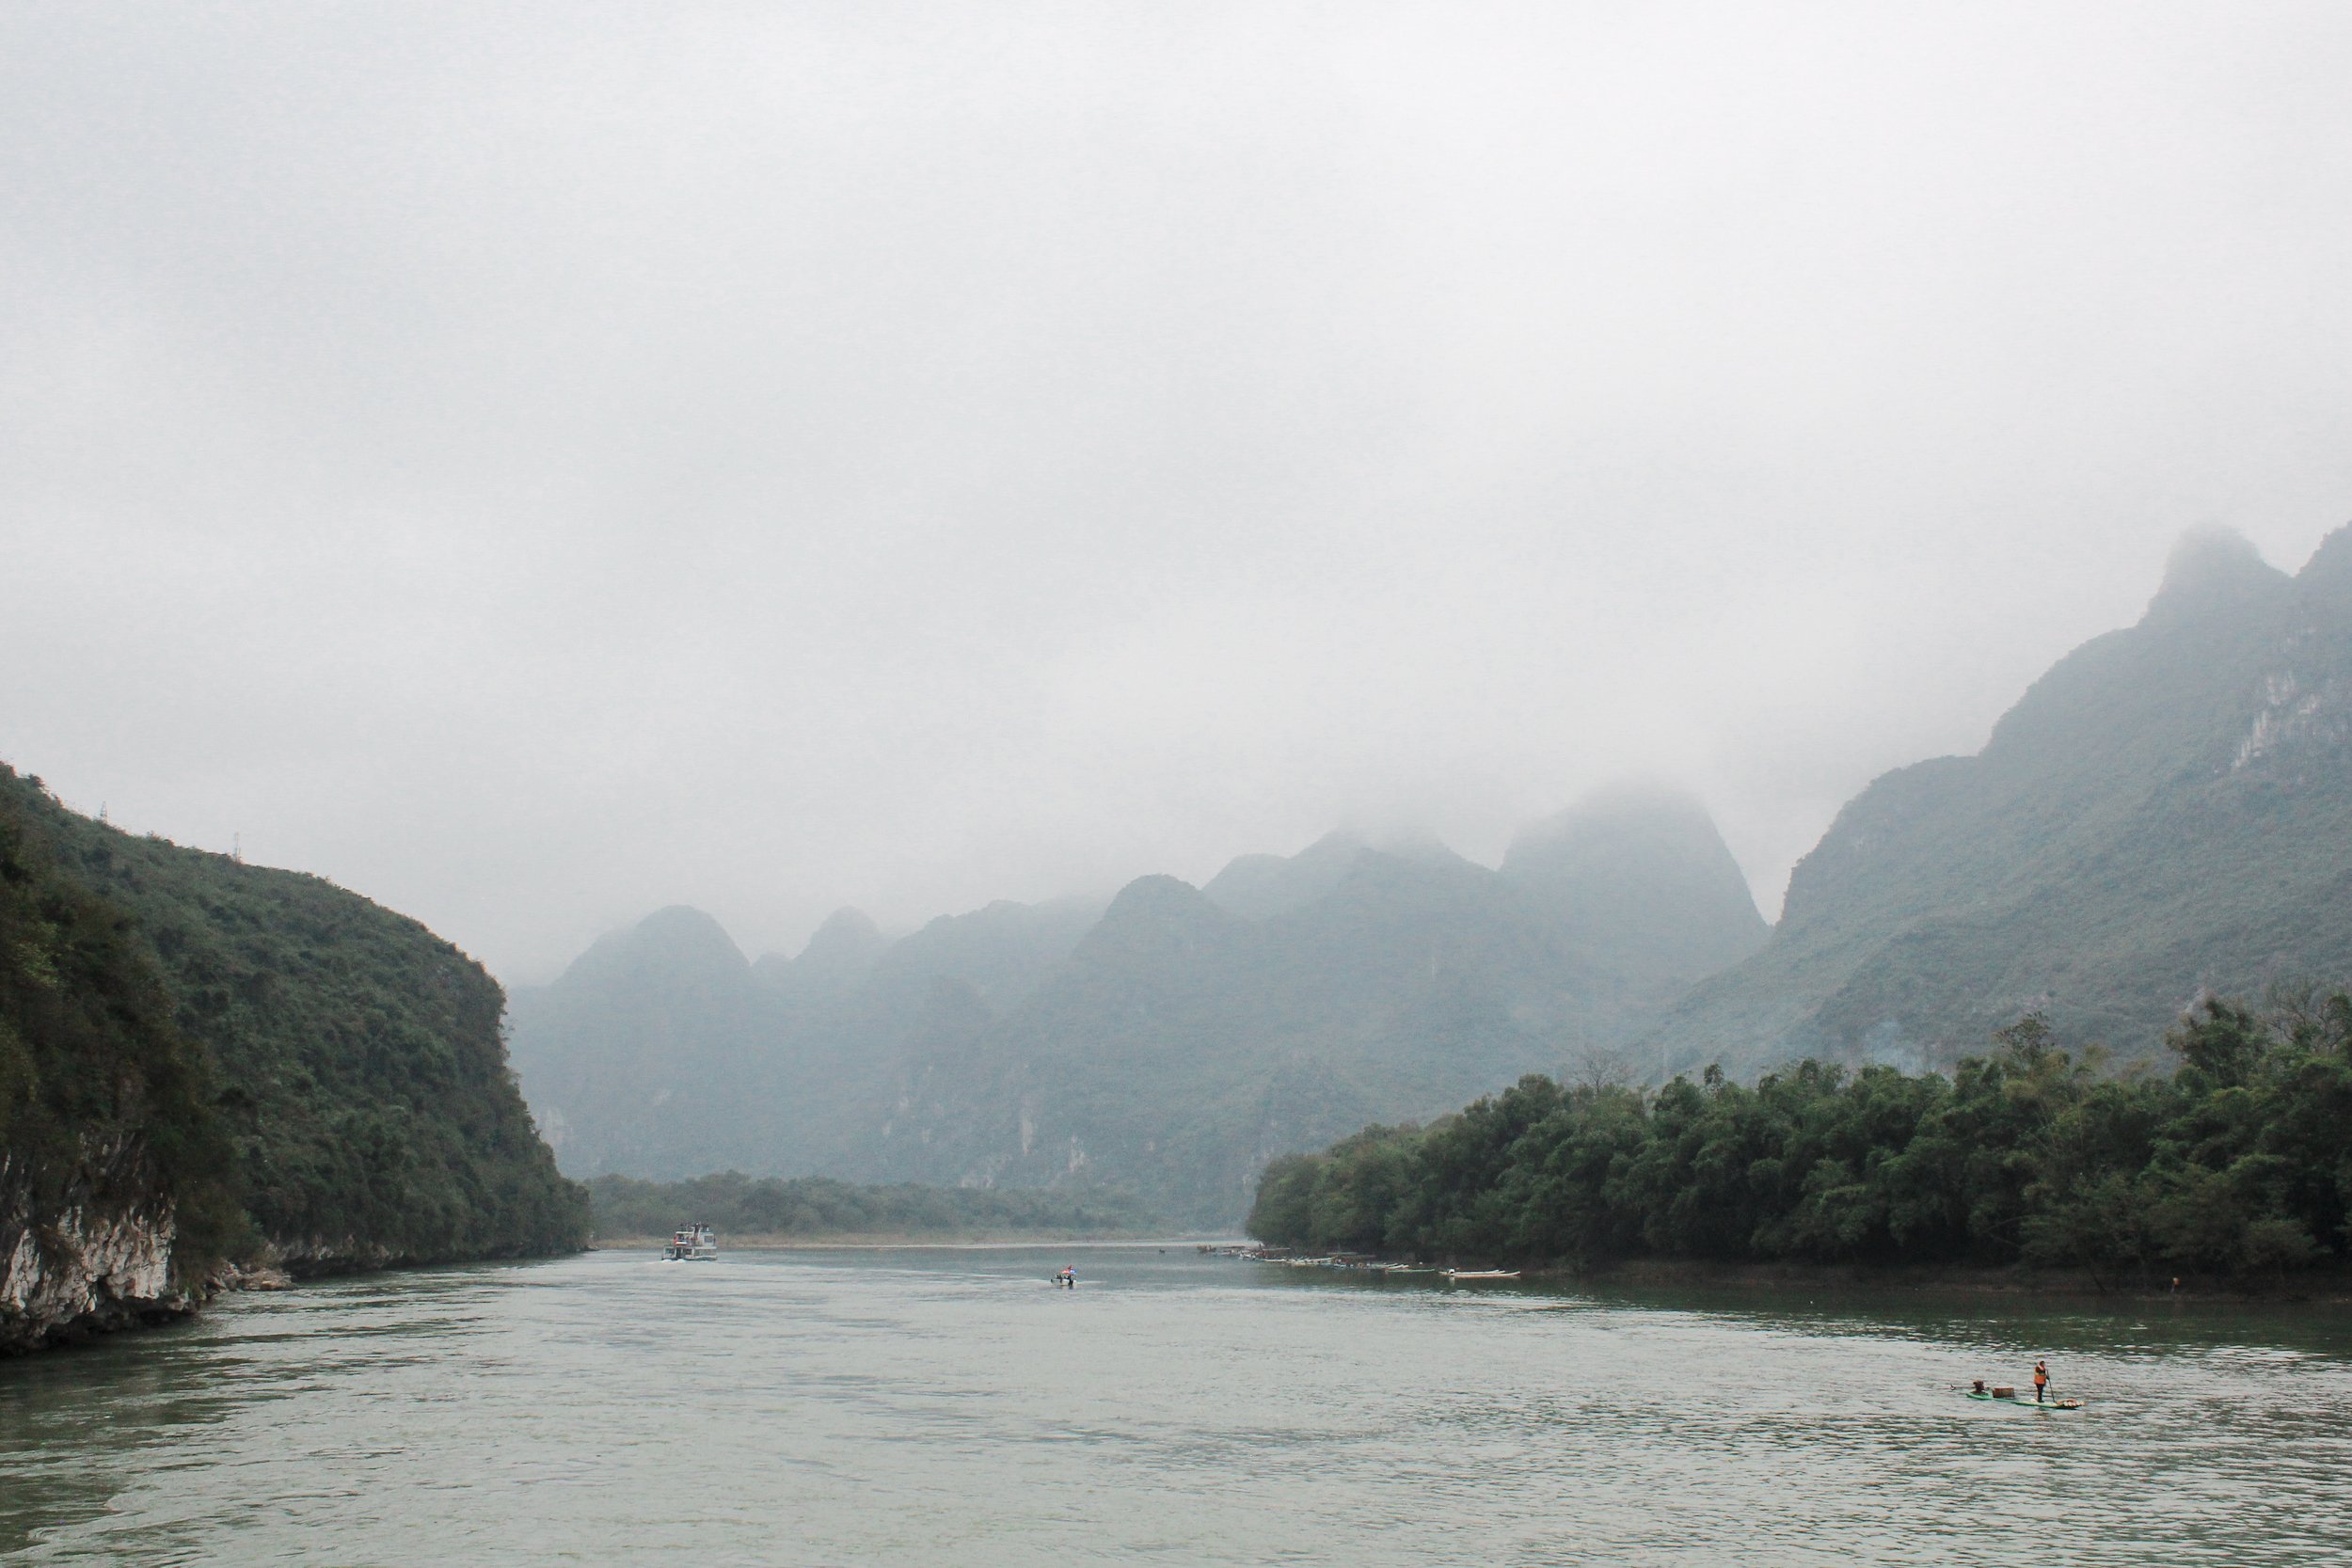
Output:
[{"xmin": 1248, "ymin": 999, "xmax": 2352, "ymax": 1282}]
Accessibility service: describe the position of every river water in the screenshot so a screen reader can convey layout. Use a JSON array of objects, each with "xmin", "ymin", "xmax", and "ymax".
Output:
[{"xmin": 5, "ymin": 1245, "xmax": 2348, "ymax": 1565}]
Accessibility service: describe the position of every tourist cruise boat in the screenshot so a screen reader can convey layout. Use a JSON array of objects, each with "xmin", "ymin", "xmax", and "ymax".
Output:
[{"xmin": 661, "ymin": 1224, "xmax": 719, "ymax": 1261}]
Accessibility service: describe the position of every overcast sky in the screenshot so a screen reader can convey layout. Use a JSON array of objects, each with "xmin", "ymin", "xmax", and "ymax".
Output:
[{"xmin": 5, "ymin": 3, "xmax": 2349, "ymax": 982}]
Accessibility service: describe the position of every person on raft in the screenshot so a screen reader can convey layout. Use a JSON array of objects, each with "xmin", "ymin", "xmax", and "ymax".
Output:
[
  {"xmin": 2033, "ymin": 1361, "xmax": 2050, "ymax": 1402},
  {"xmin": 1971, "ymin": 1380, "xmax": 1987, "ymax": 1396}
]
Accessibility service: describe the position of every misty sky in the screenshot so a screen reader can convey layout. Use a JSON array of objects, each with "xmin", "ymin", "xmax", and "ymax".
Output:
[{"xmin": 6, "ymin": 4, "xmax": 2349, "ymax": 982}]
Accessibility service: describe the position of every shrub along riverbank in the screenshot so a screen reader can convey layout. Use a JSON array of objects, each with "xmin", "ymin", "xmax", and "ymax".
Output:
[
  {"xmin": 1248, "ymin": 999, "xmax": 2352, "ymax": 1286},
  {"xmin": 585, "ymin": 1171, "xmax": 1160, "ymax": 1242}
]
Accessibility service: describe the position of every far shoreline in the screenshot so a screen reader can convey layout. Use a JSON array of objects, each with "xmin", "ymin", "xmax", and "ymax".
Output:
[
  {"xmin": 1513, "ymin": 1256, "xmax": 2352, "ymax": 1305},
  {"xmin": 591, "ymin": 1234, "xmax": 1236, "ymax": 1251},
  {"xmin": 586, "ymin": 1241, "xmax": 2352, "ymax": 1303}
]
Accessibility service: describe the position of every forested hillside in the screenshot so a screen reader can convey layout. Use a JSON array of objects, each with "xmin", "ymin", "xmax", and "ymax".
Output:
[
  {"xmin": 0, "ymin": 766, "xmax": 585, "ymax": 1280},
  {"xmin": 1252, "ymin": 999, "xmax": 2352, "ymax": 1282},
  {"xmin": 2, "ymin": 779, "xmax": 246, "ymax": 1349},
  {"xmin": 509, "ymin": 788, "xmax": 1768, "ymax": 1223},
  {"xmin": 1652, "ymin": 525, "xmax": 2352, "ymax": 1078}
]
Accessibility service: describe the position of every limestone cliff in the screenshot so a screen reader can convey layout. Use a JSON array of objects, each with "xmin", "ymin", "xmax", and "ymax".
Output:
[{"xmin": 0, "ymin": 1174, "xmax": 193, "ymax": 1354}]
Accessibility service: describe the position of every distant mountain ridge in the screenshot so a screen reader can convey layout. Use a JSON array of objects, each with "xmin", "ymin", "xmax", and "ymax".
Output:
[
  {"xmin": 506, "ymin": 892, "xmax": 1115, "ymax": 1182},
  {"xmin": 506, "ymin": 787, "xmax": 1768, "ymax": 1222},
  {"xmin": 509, "ymin": 526, "xmax": 2352, "ymax": 1218},
  {"xmin": 879, "ymin": 854, "xmax": 1591, "ymax": 1220},
  {"xmin": 1651, "ymin": 524, "xmax": 2352, "ymax": 1076}
]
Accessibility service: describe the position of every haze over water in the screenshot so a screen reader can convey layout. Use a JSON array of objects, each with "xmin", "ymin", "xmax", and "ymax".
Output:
[{"xmin": 5, "ymin": 1249, "xmax": 2347, "ymax": 1564}]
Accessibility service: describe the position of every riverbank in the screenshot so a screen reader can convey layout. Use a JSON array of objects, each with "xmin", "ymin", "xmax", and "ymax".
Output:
[
  {"xmin": 1524, "ymin": 1255, "xmax": 2352, "ymax": 1303},
  {"xmin": 594, "ymin": 1233, "xmax": 1218, "ymax": 1251}
]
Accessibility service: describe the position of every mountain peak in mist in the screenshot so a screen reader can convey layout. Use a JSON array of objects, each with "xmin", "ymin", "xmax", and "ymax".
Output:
[
  {"xmin": 2145, "ymin": 525, "xmax": 2286, "ymax": 625},
  {"xmin": 760, "ymin": 906, "xmax": 889, "ymax": 999},
  {"xmin": 1200, "ymin": 831, "xmax": 1365, "ymax": 920},
  {"xmin": 1363, "ymin": 829, "xmax": 1475, "ymax": 872},
  {"xmin": 560, "ymin": 905, "xmax": 749, "ymax": 993},
  {"xmin": 2294, "ymin": 521, "xmax": 2352, "ymax": 599},
  {"xmin": 1201, "ymin": 827, "xmax": 1473, "ymax": 922},
  {"xmin": 1079, "ymin": 874, "xmax": 1247, "ymax": 963},
  {"xmin": 1500, "ymin": 783, "xmax": 1769, "ymax": 983}
]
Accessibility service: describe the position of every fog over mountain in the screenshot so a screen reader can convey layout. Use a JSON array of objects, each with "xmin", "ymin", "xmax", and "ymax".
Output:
[
  {"xmin": 507, "ymin": 785, "xmax": 1768, "ymax": 1221},
  {"xmin": 1652, "ymin": 524, "xmax": 2352, "ymax": 1078},
  {"xmin": 5, "ymin": 6, "xmax": 2350, "ymax": 986},
  {"xmin": 511, "ymin": 523, "xmax": 2352, "ymax": 1223}
]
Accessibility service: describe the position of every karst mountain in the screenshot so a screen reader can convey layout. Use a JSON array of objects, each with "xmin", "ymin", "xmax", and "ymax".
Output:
[
  {"xmin": 508, "ymin": 523, "xmax": 2352, "ymax": 1225},
  {"xmin": 1652, "ymin": 524, "xmax": 2352, "ymax": 1076},
  {"xmin": 505, "ymin": 787, "xmax": 1768, "ymax": 1223}
]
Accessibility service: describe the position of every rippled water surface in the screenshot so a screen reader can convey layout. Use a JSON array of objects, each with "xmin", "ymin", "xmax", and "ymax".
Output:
[{"xmin": 6, "ymin": 1246, "xmax": 2351, "ymax": 1564}]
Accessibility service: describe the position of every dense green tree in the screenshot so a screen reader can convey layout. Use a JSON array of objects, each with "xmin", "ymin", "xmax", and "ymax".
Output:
[{"xmin": 1249, "ymin": 1000, "xmax": 2352, "ymax": 1284}]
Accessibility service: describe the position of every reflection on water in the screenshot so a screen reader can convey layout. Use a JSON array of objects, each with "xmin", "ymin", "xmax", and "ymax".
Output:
[{"xmin": 5, "ymin": 1247, "xmax": 2349, "ymax": 1565}]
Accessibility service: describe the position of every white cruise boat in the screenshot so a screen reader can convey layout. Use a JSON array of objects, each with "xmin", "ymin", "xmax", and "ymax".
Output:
[{"xmin": 661, "ymin": 1224, "xmax": 719, "ymax": 1261}]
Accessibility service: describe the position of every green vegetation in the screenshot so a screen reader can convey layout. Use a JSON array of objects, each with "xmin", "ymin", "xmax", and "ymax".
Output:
[
  {"xmin": 585, "ymin": 1171, "xmax": 1159, "ymax": 1240},
  {"xmin": 1, "ymin": 765, "xmax": 586, "ymax": 1271},
  {"xmin": 1, "ymin": 784, "xmax": 246, "ymax": 1288},
  {"xmin": 1250, "ymin": 1001, "xmax": 2352, "ymax": 1284}
]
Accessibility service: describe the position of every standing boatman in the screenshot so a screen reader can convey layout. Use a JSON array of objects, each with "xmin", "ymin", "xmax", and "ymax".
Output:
[{"xmin": 2033, "ymin": 1360, "xmax": 2050, "ymax": 1403}]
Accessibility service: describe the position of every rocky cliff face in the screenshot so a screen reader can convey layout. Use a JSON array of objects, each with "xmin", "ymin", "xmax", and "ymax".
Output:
[
  {"xmin": 0, "ymin": 1176, "xmax": 193, "ymax": 1354},
  {"xmin": 1, "ymin": 1165, "xmax": 292, "ymax": 1354}
]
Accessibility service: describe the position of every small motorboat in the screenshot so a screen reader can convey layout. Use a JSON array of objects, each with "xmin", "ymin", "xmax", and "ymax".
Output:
[
  {"xmin": 662, "ymin": 1224, "xmax": 719, "ymax": 1261},
  {"xmin": 1441, "ymin": 1269, "xmax": 1520, "ymax": 1281}
]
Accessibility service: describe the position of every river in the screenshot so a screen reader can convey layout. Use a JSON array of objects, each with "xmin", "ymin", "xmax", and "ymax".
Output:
[{"xmin": 5, "ymin": 1245, "xmax": 2348, "ymax": 1564}]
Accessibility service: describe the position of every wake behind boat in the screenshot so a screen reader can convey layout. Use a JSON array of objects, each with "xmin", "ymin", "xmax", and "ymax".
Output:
[{"xmin": 662, "ymin": 1224, "xmax": 719, "ymax": 1261}]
